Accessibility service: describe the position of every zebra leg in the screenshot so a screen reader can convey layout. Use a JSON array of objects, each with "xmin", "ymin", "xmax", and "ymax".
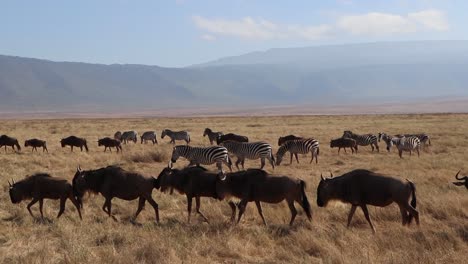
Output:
[
  {"xmin": 235, "ymin": 158, "xmax": 241, "ymax": 171},
  {"xmin": 399, "ymin": 150, "xmax": 403, "ymax": 158},
  {"xmin": 260, "ymin": 158, "xmax": 265, "ymax": 169},
  {"xmin": 289, "ymin": 153, "xmax": 293, "ymax": 164},
  {"xmin": 295, "ymin": 153, "xmax": 299, "ymax": 163},
  {"xmin": 338, "ymin": 147, "xmax": 341, "ymax": 154},
  {"xmin": 375, "ymin": 143, "xmax": 379, "ymax": 152}
]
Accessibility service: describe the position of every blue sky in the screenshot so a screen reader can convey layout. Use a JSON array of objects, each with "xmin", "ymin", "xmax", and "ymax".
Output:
[{"xmin": 0, "ymin": 0, "xmax": 464, "ymax": 67}]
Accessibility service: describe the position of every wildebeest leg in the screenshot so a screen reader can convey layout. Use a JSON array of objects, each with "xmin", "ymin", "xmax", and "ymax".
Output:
[
  {"xmin": 57, "ymin": 197, "xmax": 67, "ymax": 219},
  {"xmin": 27, "ymin": 198, "xmax": 39, "ymax": 218},
  {"xmin": 398, "ymin": 204, "xmax": 408, "ymax": 226},
  {"xmin": 295, "ymin": 153, "xmax": 299, "ymax": 163},
  {"xmin": 44, "ymin": 146, "xmax": 48, "ymax": 152},
  {"xmin": 71, "ymin": 146, "xmax": 74, "ymax": 152},
  {"xmin": 403, "ymin": 203, "xmax": 419, "ymax": 226},
  {"xmin": 338, "ymin": 147, "xmax": 341, "ymax": 154},
  {"xmin": 237, "ymin": 199, "xmax": 248, "ymax": 224},
  {"xmin": 254, "ymin": 201, "xmax": 267, "ymax": 226},
  {"xmin": 360, "ymin": 204, "xmax": 376, "ymax": 233},
  {"xmin": 80, "ymin": 146, "xmax": 83, "ymax": 152},
  {"xmin": 260, "ymin": 158, "xmax": 265, "ymax": 169},
  {"xmin": 195, "ymin": 197, "xmax": 209, "ymax": 223},
  {"xmin": 287, "ymin": 200, "xmax": 298, "ymax": 226},
  {"xmin": 103, "ymin": 198, "xmax": 117, "ymax": 221},
  {"xmin": 146, "ymin": 197, "xmax": 160, "ymax": 223},
  {"xmin": 235, "ymin": 158, "xmax": 241, "ymax": 171},
  {"xmin": 228, "ymin": 201, "xmax": 237, "ymax": 222},
  {"xmin": 347, "ymin": 205, "xmax": 357, "ymax": 228},
  {"xmin": 187, "ymin": 196, "xmax": 193, "ymax": 223},
  {"xmin": 375, "ymin": 143, "xmax": 379, "ymax": 152},
  {"xmin": 69, "ymin": 193, "xmax": 82, "ymax": 220},
  {"xmin": 39, "ymin": 199, "xmax": 44, "ymax": 219},
  {"xmin": 133, "ymin": 197, "xmax": 146, "ymax": 222}
]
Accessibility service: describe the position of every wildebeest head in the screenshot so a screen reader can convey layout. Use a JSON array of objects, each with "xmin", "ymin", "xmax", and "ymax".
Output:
[
  {"xmin": 60, "ymin": 139, "xmax": 65, "ymax": 148},
  {"xmin": 72, "ymin": 166, "xmax": 88, "ymax": 207},
  {"xmin": 24, "ymin": 140, "xmax": 30, "ymax": 147},
  {"xmin": 330, "ymin": 139, "xmax": 337, "ymax": 148},
  {"xmin": 453, "ymin": 171, "xmax": 468, "ymax": 189},
  {"xmin": 8, "ymin": 179, "xmax": 24, "ymax": 204},
  {"xmin": 98, "ymin": 139, "xmax": 103, "ymax": 147},
  {"xmin": 215, "ymin": 171, "xmax": 229, "ymax": 200},
  {"xmin": 156, "ymin": 167, "xmax": 174, "ymax": 192},
  {"xmin": 161, "ymin": 129, "xmax": 167, "ymax": 139},
  {"xmin": 203, "ymin": 128, "xmax": 210, "ymax": 137},
  {"xmin": 316, "ymin": 173, "xmax": 334, "ymax": 207}
]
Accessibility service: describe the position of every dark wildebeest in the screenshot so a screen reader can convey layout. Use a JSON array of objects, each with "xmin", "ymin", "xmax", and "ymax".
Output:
[
  {"xmin": 114, "ymin": 131, "xmax": 122, "ymax": 141},
  {"xmin": 98, "ymin": 137, "xmax": 122, "ymax": 152},
  {"xmin": 121, "ymin": 131, "xmax": 138, "ymax": 144},
  {"xmin": 278, "ymin": 135, "xmax": 303, "ymax": 146},
  {"xmin": 453, "ymin": 171, "xmax": 468, "ymax": 189},
  {"xmin": 203, "ymin": 128, "xmax": 223, "ymax": 145},
  {"xmin": 141, "ymin": 131, "xmax": 158, "ymax": 144},
  {"xmin": 0, "ymin": 135, "xmax": 21, "ymax": 152},
  {"xmin": 330, "ymin": 138, "xmax": 357, "ymax": 154},
  {"xmin": 216, "ymin": 169, "xmax": 312, "ymax": 226},
  {"xmin": 317, "ymin": 169, "xmax": 419, "ymax": 233},
  {"xmin": 72, "ymin": 166, "xmax": 160, "ymax": 222},
  {"xmin": 24, "ymin": 139, "xmax": 48, "ymax": 153},
  {"xmin": 61, "ymin": 136, "xmax": 88, "ymax": 152},
  {"xmin": 156, "ymin": 166, "xmax": 237, "ymax": 223},
  {"xmin": 216, "ymin": 133, "xmax": 249, "ymax": 145},
  {"xmin": 8, "ymin": 173, "xmax": 82, "ymax": 220}
]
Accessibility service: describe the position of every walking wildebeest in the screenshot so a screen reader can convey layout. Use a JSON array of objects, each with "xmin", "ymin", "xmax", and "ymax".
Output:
[
  {"xmin": 216, "ymin": 133, "xmax": 249, "ymax": 145},
  {"xmin": 0, "ymin": 135, "xmax": 21, "ymax": 152},
  {"xmin": 203, "ymin": 128, "xmax": 223, "ymax": 145},
  {"xmin": 24, "ymin": 139, "xmax": 48, "ymax": 153},
  {"xmin": 8, "ymin": 173, "xmax": 82, "ymax": 220},
  {"xmin": 278, "ymin": 135, "xmax": 303, "ymax": 146},
  {"xmin": 216, "ymin": 169, "xmax": 312, "ymax": 226},
  {"xmin": 98, "ymin": 137, "xmax": 122, "ymax": 152},
  {"xmin": 453, "ymin": 171, "xmax": 468, "ymax": 189},
  {"xmin": 61, "ymin": 136, "xmax": 88, "ymax": 152},
  {"xmin": 121, "ymin": 131, "xmax": 138, "ymax": 144},
  {"xmin": 72, "ymin": 166, "xmax": 160, "ymax": 222},
  {"xmin": 330, "ymin": 138, "xmax": 357, "ymax": 154},
  {"xmin": 156, "ymin": 166, "xmax": 237, "ymax": 223},
  {"xmin": 114, "ymin": 131, "xmax": 122, "ymax": 141},
  {"xmin": 317, "ymin": 169, "xmax": 419, "ymax": 233},
  {"xmin": 141, "ymin": 131, "xmax": 158, "ymax": 144}
]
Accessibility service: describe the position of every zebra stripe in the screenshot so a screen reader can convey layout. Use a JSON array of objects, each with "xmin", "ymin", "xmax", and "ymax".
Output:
[
  {"xmin": 378, "ymin": 133, "xmax": 400, "ymax": 152},
  {"xmin": 121, "ymin": 131, "xmax": 138, "ymax": 144},
  {"xmin": 397, "ymin": 133, "xmax": 431, "ymax": 148},
  {"xmin": 170, "ymin": 145, "xmax": 231, "ymax": 171},
  {"xmin": 276, "ymin": 138, "xmax": 319, "ymax": 165},
  {"xmin": 162, "ymin": 129, "xmax": 190, "ymax": 144},
  {"xmin": 343, "ymin": 131, "xmax": 379, "ymax": 152},
  {"xmin": 395, "ymin": 136, "xmax": 420, "ymax": 158},
  {"xmin": 219, "ymin": 141, "xmax": 275, "ymax": 170},
  {"xmin": 141, "ymin": 131, "xmax": 157, "ymax": 144},
  {"xmin": 203, "ymin": 128, "xmax": 223, "ymax": 145}
]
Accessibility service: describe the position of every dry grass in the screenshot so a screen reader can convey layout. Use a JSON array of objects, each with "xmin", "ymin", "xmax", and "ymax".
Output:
[{"xmin": 0, "ymin": 114, "xmax": 467, "ymax": 263}]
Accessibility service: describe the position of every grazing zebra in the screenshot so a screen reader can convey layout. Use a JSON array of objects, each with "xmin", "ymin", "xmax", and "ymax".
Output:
[
  {"xmin": 203, "ymin": 128, "xmax": 223, "ymax": 145},
  {"xmin": 170, "ymin": 145, "xmax": 231, "ymax": 171},
  {"xmin": 395, "ymin": 136, "xmax": 420, "ymax": 158},
  {"xmin": 378, "ymin": 133, "xmax": 401, "ymax": 152},
  {"xmin": 396, "ymin": 133, "xmax": 431, "ymax": 149},
  {"xmin": 121, "ymin": 131, "xmax": 138, "ymax": 144},
  {"xmin": 219, "ymin": 141, "xmax": 275, "ymax": 170},
  {"xmin": 276, "ymin": 138, "xmax": 319, "ymax": 165},
  {"xmin": 342, "ymin": 131, "xmax": 379, "ymax": 152},
  {"xmin": 141, "ymin": 131, "xmax": 158, "ymax": 144},
  {"xmin": 162, "ymin": 129, "xmax": 190, "ymax": 144}
]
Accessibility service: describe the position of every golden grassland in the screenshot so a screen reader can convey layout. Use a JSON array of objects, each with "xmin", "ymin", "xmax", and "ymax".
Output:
[{"xmin": 0, "ymin": 114, "xmax": 467, "ymax": 264}]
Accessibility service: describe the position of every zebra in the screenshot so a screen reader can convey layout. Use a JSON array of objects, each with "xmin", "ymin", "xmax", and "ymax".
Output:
[
  {"xmin": 378, "ymin": 132, "xmax": 401, "ymax": 152},
  {"xmin": 169, "ymin": 145, "xmax": 232, "ymax": 172},
  {"xmin": 121, "ymin": 131, "xmax": 138, "ymax": 144},
  {"xmin": 161, "ymin": 129, "xmax": 190, "ymax": 144},
  {"xmin": 395, "ymin": 136, "xmax": 420, "ymax": 158},
  {"xmin": 343, "ymin": 131, "xmax": 379, "ymax": 152},
  {"xmin": 141, "ymin": 131, "xmax": 158, "ymax": 144},
  {"xmin": 203, "ymin": 128, "xmax": 223, "ymax": 145},
  {"xmin": 396, "ymin": 133, "xmax": 431, "ymax": 149},
  {"xmin": 219, "ymin": 141, "xmax": 275, "ymax": 170},
  {"xmin": 276, "ymin": 138, "xmax": 319, "ymax": 165}
]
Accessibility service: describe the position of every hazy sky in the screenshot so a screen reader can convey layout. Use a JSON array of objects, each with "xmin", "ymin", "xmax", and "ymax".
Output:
[{"xmin": 0, "ymin": 0, "xmax": 464, "ymax": 67}]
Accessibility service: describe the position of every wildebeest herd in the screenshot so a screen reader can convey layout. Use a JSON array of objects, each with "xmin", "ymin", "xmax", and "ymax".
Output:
[{"xmin": 2, "ymin": 127, "xmax": 466, "ymax": 233}]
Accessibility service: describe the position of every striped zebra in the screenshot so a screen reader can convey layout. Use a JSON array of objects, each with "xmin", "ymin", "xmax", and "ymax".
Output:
[
  {"xmin": 276, "ymin": 138, "xmax": 319, "ymax": 165},
  {"xmin": 161, "ymin": 129, "xmax": 190, "ymax": 144},
  {"xmin": 378, "ymin": 132, "xmax": 400, "ymax": 152},
  {"xmin": 121, "ymin": 131, "xmax": 138, "ymax": 144},
  {"xmin": 203, "ymin": 128, "xmax": 223, "ymax": 145},
  {"xmin": 395, "ymin": 136, "xmax": 420, "ymax": 158},
  {"xmin": 170, "ymin": 145, "xmax": 232, "ymax": 171},
  {"xmin": 219, "ymin": 141, "xmax": 275, "ymax": 170},
  {"xmin": 397, "ymin": 133, "xmax": 431, "ymax": 149},
  {"xmin": 343, "ymin": 131, "xmax": 379, "ymax": 152},
  {"xmin": 141, "ymin": 131, "xmax": 158, "ymax": 144}
]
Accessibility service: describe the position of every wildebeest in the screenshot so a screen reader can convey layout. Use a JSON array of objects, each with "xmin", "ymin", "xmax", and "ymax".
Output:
[
  {"xmin": 8, "ymin": 173, "xmax": 82, "ymax": 220},
  {"xmin": 98, "ymin": 137, "xmax": 122, "ymax": 152},
  {"xmin": 121, "ymin": 131, "xmax": 138, "ymax": 144},
  {"xmin": 24, "ymin": 138, "xmax": 48, "ymax": 152},
  {"xmin": 330, "ymin": 138, "xmax": 357, "ymax": 154},
  {"xmin": 216, "ymin": 133, "xmax": 249, "ymax": 145},
  {"xmin": 453, "ymin": 171, "xmax": 468, "ymax": 189},
  {"xmin": 278, "ymin": 135, "xmax": 303, "ymax": 146},
  {"xmin": 61, "ymin": 136, "xmax": 88, "ymax": 152},
  {"xmin": 141, "ymin": 131, "xmax": 158, "ymax": 144},
  {"xmin": 156, "ymin": 166, "xmax": 236, "ymax": 223},
  {"xmin": 0, "ymin": 135, "xmax": 21, "ymax": 152},
  {"xmin": 72, "ymin": 166, "xmax": 159, "ymax": 222},
  {"xmin": 203, "ymin": 128, "xmax": 223, "ymax": 145},
  {"xmin": 317, "ymin": 169, "xmax": 419, "ymax": 233},
  {"xmin": 216, "ymin": 169, "xmax": 312, "ymax": 226},
  {"xmin": 114, "ymin": 131, "xmax": 122, "ymax": 141}
]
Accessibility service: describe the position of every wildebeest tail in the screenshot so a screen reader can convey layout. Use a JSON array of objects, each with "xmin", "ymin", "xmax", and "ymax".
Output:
[
  {"xmin": 299, "ymin": 180, "xmax": 312, "ymax": 221},
  {"xmin": 407, "ymin": 179, "xmax": 417, "ymax": 224}
]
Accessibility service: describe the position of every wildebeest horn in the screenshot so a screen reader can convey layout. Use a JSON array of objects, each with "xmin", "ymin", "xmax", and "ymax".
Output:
[
  {"xmin": 455, "ymin": 170, "xmax": 464, "ymax": 180},
  {"xmin": 218, "ymin": 171, "xmax": 227, "ymax": 181},
  {"xmin": 8, "ymin": 180, "xmax": 11, "ymax": 187},
  {"xmin": 168, "ymin": 161, "xmax": 173, "ymax": 168},
  {"xmin": 77, "ymin": 165, "xmax": 82, "ymax": 172},
  {"xmin": 329, "ymin": 172, "xmax": 334, "ymax": 178},
  {"xmin": 320, "ymin": 173, "xmax": 325, "ymax": 181}
]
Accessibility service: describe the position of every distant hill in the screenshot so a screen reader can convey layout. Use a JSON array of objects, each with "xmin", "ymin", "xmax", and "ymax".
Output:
[{"xmin": 1, "ymin": 40, "xmax": 468, "ymax": 113}]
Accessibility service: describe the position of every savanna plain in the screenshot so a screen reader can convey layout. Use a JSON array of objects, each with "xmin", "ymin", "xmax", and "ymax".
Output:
[{"xmin": 0, "ymin": 114, "xmax": 467, "ymax": 264}]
